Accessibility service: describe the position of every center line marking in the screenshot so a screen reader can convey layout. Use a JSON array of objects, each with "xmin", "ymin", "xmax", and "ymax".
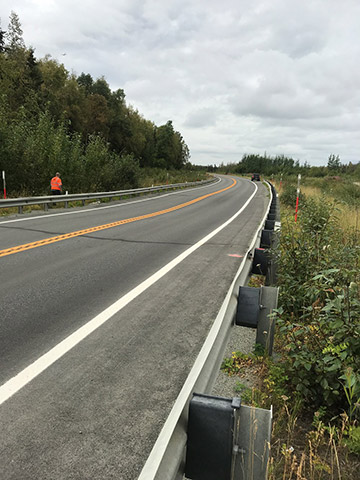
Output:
[
  {"xmin": 0, "ymin": 180, "xmax": 257, "ymax": 405},
  {"xmin": 0, "ymin": 179, "xmax": 236, "ymax": 258}
]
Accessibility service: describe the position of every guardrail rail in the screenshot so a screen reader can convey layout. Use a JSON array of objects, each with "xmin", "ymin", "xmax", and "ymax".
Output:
[
  {"xmin": 0, "ymin": 178, "xmax": 217, "ymax": 214},
  {"xmin": 138, "ymin": 181, "xmax": 280, "ymax": 480}
]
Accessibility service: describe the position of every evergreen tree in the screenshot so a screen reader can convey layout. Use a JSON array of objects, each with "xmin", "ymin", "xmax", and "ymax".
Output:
[
  {"xmin": 327, "ymin": 154, "xmax": 341, "ymax": 172},
  {"xmin": 6, "ymin": 11, "xmax": 25, "ymax": 51},
  {"xmin": 0, "ymin": 20, "xmax": 6, "ymax": 53},
  {"xmin": 77, "ymin": 72, "xmax": 94, "ymax": 94}
]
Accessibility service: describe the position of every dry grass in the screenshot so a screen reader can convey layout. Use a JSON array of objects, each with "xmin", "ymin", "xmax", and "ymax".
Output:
[
  {"xmin": 300, "ymin": 185, "xmax": 322, "ymax": 199},
  {"xmin": 274, "ymin": 181, "xmax": 360, "ymax": 234},
  {"xmin": 300, "ymin": 185, "xmax": 360, "ymax": 232},
  {"xmin": 268, "ymin": 410, "xmax": 360, "ymax": 480}
]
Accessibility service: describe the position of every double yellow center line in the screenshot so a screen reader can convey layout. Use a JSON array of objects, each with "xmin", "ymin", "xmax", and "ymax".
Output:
[{"xmin": 0, "ymin": 179, "xmax": 236, "ymax": 258}]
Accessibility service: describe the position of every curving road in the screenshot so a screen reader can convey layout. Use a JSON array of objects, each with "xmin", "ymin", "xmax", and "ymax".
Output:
[{"xmin": 0, "ymin": 175, "xmax": 269, "ymax": 479}]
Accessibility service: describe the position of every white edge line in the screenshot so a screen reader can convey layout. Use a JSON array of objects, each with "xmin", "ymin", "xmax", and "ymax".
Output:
[
  {"xmin": 138, "ymin": 181, "xmax": 266, "ymax": 479},
  {"xmin": 0, "ymin": 178, "xmax": 222, "ymax": 225},
  {"xmin": 0, "ymin": 179, "xmax": 256, "ymax": 406}
]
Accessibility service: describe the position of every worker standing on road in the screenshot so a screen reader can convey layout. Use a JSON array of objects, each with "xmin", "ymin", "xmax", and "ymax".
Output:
[{"xmin": 50, "ymin": 172, "xmax": 62, "ymax": 196}]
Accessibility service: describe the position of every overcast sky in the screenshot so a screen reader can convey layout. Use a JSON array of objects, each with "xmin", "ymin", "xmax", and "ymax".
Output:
[{"xmin": 1, "ymin": 1, "xmax": 360, "ymax": 166}]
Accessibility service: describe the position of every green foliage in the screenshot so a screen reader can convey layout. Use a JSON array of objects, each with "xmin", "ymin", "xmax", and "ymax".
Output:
[
  {"xmin": 343, "ymin": 426, "xmax": 360, "ymax": 455},
  {"xmin": 0, "ymin": 12, "xmax": 191, "ymax": 196},
  {"xmin": 215, "ymin": 152, "xmax": 359, "ymax": 180},
  {"xmin": 280, "ymin": 183, "xmax": 306, "ymax": 208},
  {"xmin": 318, "ymin": 178, "xmax": 360, "ymax": 208},
  {"xmin": 340, "ymin": 367, "xmax": 360, "ymax": 422},
  {"xmin": 221, "ymin": 351, "xmax": 250, "ymax": 375},
  {"xmin": 253, "ymin": 342, "xmax": 265, "ymax": 356},
  {"xmin": 327, "ymin": 153, "xmax": 341, "ymax": 171},
  {"xmin": 234, "ymin": 153, "xmax": 302, "ymax": 176},
  {"xmin": 111, "ymin": 154, "xmax": 140, "ymax": 190},
  {"xmin": 264, "ymin": 362, "xmax": 289, "ymax": 400},
  {"xmin": 275, "ymin": 195, "xmax": 360, "ymax": 415}
]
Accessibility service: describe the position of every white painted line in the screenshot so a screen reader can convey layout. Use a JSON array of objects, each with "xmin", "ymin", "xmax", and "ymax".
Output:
[
  {"xmin": 0, "ymin": 180, "xmax": 257, "ymax": 406},
  {"xmin": 139, "ymin": 181, "xmax": 266, "ymax": 480},
  {"xmin": 0, "ymin": 178, "xmax": 221, "ymax": 225}
]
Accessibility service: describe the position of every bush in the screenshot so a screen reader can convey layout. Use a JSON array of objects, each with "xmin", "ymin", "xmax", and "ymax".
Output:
[
  {"xmin": 276, "ymin": 196, "xmax": 360, "ymax": 414},
  {"xmin": 280, "ymin": 184, "xmax": 306, "ymax": 208}
]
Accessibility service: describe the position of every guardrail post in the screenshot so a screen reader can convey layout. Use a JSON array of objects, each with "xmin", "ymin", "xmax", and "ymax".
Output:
[
  {"xmin": 18, "ymin": 205, "xmax": 23, "ymax": 214},
  {"xmin": 265, "ymin": 228, "xmax": 280, "ymax": 287},
  {"xmin": 232, "ymin": 404, "xmax": 272, "ymax": 480},
  {"xmin": 255, "ymin": 287, "xmax": 279, "ymax": 355}
]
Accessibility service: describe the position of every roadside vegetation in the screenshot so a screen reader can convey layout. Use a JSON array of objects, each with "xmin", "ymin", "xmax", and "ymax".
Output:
[
  {"xmin": 3, "ymin": 9, "xmax": 359, "ymax": 479},
  {"xmin": 0, "ymin": 12, "xmax": 198, "ymax": 198},
  {"xmin": 221, "ymin": 176, "xmax": 360, "ymax": 479}
]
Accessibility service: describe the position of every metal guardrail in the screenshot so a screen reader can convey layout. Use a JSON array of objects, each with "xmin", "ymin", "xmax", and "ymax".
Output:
[
  {"xmin": 0, "ymin": 178, "xmax": 216, "ymax": 214},
  {"xmin": 138, "ymin": 181, "xmax": 277, "ymax": 480}
]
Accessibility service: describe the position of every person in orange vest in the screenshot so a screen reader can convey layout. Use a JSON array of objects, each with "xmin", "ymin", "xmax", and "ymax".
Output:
[{"xmin": 50, "ymin": 172, "xmax": 62, "ymax": 196}]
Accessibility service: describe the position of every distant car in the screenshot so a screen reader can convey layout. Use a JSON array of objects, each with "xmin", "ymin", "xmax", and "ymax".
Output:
[{"xmin": 251, "ymin": 173, "xmax": 260, "ymax": 181}]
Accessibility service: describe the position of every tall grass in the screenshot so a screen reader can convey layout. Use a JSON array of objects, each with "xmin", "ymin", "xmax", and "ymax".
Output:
[{"xmin": 275, "ymin": 177, "xmax": 360, "ymax": 235}]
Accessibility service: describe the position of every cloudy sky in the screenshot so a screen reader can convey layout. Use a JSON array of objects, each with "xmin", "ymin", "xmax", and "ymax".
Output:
[{"xmin": 1, "ymin": 1, "xmax": 360, "ymax": 166}]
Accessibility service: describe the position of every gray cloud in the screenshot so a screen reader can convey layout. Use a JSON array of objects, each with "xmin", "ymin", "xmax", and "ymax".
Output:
[
  {"xmin": 184, "ymin": 107, "xmax": 218, "ymax": 128},
  {"xmin": 1, "ymin": 0, "xmax": 360, "ymax": 166}
]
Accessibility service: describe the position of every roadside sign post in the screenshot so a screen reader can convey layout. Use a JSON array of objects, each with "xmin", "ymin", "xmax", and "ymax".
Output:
[
  {"xmin": 295, "ymin": 173, "xmax": 301, "ymax": 222},
  {"xmin": 2, "ymin": 171, "xmax": 6, "ymax": 199}
]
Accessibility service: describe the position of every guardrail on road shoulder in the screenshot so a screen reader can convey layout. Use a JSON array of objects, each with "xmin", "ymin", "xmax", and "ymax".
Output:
[
  {"xmin": 138, "ymin": 181, "xmax": 279, "ymax": 480},
  {"xmin": 0, "ymin": 178, "xmax": 217, "ymax": 214}
]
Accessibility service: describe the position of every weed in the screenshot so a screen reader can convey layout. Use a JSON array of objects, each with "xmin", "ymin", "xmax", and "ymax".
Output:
[
  {"xmin": 248, "ymin": 274, "xmax": 266, "ymax": 288},
  {"xmin": 231, "ymin": 183, "xmax": 360, "ymax": 479}
]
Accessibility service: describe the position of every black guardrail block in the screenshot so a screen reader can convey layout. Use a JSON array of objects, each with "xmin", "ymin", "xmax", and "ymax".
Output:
[
  {"xmin": 235, "ymin": 286, "xmax": 261, "ymax": 328},
  {"xmin": 269, "ymin": 205, "xmax": 277, "ymax": 214},
  {"xmin": 265, "ymin": 219, "xmax": 275, "ymax": 230},
  {"xmin": 260, "ymin": 229, "xmax": 274, "ymax": 248},
  {"xmin": 185, "ymin": 394, "xmax": 241, "ymax": 480},
  {"xmin": 251, "ymin": 248, "xmax": 269, "ymax": 275}
]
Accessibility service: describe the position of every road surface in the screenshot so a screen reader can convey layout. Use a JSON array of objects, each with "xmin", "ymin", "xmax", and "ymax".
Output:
[{"xmin": 0, "ymin": 175, "xmax": 269, "ymax": 479}]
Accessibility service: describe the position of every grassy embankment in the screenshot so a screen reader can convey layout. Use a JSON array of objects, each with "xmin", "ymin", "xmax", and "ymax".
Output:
[{"xmin": 221, "ymin": 176, "xmax": 360, "ymax": 479}]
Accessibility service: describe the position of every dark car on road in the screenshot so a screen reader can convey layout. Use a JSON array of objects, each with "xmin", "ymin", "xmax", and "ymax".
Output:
[{"xmin": 251, "ymin": 173, "xmax": 261, "ymax": 181}]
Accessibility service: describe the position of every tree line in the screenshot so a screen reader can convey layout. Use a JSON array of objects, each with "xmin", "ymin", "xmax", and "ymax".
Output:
[
  {"xmin": 204, "ymin": 153, "xmax": 360, "ymax": 178},
  {"xmin": 0, "ymin": 12, "xmax": 190, "ymax": 195}
]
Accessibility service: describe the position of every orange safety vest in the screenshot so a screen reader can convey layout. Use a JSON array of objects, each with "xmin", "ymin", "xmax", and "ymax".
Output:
[{"xmin": 51, "ymin": 176, "xmax": 62, "ymax": 191}]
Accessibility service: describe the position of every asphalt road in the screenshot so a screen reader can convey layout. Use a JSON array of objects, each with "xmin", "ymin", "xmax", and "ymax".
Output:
[{"xmin": 0, "ymin": 175, "xmax": 269, "ymax": 479}]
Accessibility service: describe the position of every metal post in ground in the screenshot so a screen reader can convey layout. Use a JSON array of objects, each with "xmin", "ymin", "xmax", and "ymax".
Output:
[
  {"xmin": 295, "ymin": 173, "xmax": 301, "ymax": 223},
  {"xmin": 2, "ymin": 170, "xmax": 6, "ymax": 199}
]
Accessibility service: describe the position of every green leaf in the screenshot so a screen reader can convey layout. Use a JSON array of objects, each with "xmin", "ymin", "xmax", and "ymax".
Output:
[
  {"xmin": 321, "ymin": 378, "xmax": 329, "ymax": 389},
  {"xmin": 327, "ymin": 361, "xmax": 341, "ymax": 372}
]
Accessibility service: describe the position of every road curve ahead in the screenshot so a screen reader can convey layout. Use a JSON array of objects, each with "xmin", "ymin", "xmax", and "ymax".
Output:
[{"xmin": 0, "ymin": 175, "xmax": 269, "ymax": 479}]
